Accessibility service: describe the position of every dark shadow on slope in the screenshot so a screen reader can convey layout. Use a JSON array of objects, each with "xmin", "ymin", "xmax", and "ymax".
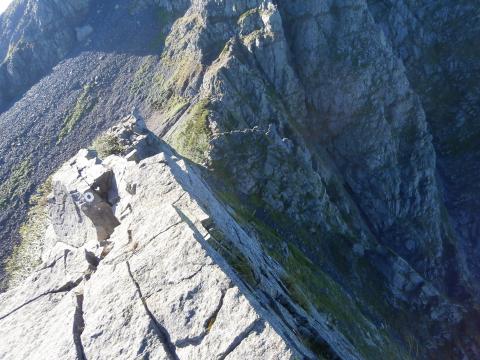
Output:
[{"xmin": 154, "ymin": 139, "xmax": 344, "ymax": 360}]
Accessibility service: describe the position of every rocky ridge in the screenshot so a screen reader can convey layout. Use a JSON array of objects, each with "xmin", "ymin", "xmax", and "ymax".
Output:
[
  {"xmin": 0, "ymin": 117, "xmax": 342, "ymax": 359},
  {"xmin": 0, "ymin": 0, "xmax": 479, "ymax": 358},
  {"xmin": 0, "ymin": 116, "xmax": 475, "ymax": 360}
]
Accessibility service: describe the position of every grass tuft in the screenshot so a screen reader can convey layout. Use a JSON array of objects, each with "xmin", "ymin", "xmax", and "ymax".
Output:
[
  {"xmin": 4, "ymin": 176, "xmax": 53, "ymax": 288},
  {"xmin": 170, "ymin": 99, "xmax": 212, "ymax": 164},
  {"xmin": 0, "ymin": 158, "xmax": 32, "ymax": 210},
  {"xmin": 57, "ymin": 84, "xmax": 95, "ymax": 143},
  {"xmin": 91, "ymin": 133, "xmax": 125, "ymax": 159}
]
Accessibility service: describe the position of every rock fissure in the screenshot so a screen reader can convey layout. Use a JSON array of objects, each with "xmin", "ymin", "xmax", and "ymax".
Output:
[
  {"xmin": 167, "ymin": 265, "xmax": 205, "ymax": 286},
  {"xmin": 125, "ymin": 261, "xmax": 179, "ymax": 360},
  {"xmin": 106, "ymin": 221, "xmax": 184, "ymax": 266},
  {"xmin": 171, "ymin": 192, "xmax": 187, "ymax": 206},
  {"xmin": 0, "ymin": 277, "xmax": 83, "ymax": 321},
  {"xmin": 73, "ymin": 293, "xmax": 87, "ymax": 360},
  {"xmin": 175, "ymin": 287, "xmax": 228, "ymax": 348},
  {"xmin": 135, "ymin": 219, "xmax": 184, "ymax": 254},
  {"xmin": 203, "ymin": 288, "xmax": 227, "ymax": 332},
  {"xmin": 35, "ymin": 252, "xmax": 67, "ymax": 272},
  {"xmin": 217, "ymin": 318, "xmax": 264, "ymax": 360},
  {"xmin": 63, "ymin": 249, "xmax": 70, "ymax": 272},
  {"xmin": 71, "ymin": 195, "xmax": 84, "ymax": 222},
  {"xmin": 53, "ymin": 240, "xmax": 82, "ymax": 249}
]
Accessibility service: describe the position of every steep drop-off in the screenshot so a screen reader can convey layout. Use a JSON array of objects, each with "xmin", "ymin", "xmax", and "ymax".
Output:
[{"xmin": 0, "ymin": 0, "xmax": 479, "ymax": 359}]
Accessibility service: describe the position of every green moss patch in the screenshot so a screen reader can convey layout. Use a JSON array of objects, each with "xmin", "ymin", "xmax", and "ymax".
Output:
[
  {"xmin": 215, "ymin": 189, "xmax": 410, "ymax": 359},
  {"xmin": 149, "ymin": 7, "xmax": 175, "ymax": 50},
  {"xmin": 150, "ymin": 56, "xmax": 202, "ymax": 105},
  {"xmin": 0, "ymin": 158, "xmax": 33, "ymax": 210},
  {"xmin": 91, "ymin": 133, "xmax": 126, "ymax": 159},
  {"xmin": 152, "ymin": 95, "xmax": 189, "ymax": 118},
  {"xmin": 169, "ymin": 99, "xmax": 212, "ymax": 164},
  {"xmin": 2, "ymin": 37, "xmax": 28, "ymax": 65},
  {"xmin": 57, "ymin": 84, "xmax": 96, "ymax": 143},
  {"xmin": 4, "ymin": 176, "xmax": 52, "ymax": 288},
  {"xmin": 207, "ymin": 226, "xmax": 258, "ymax": 288},
  {"xmin": 130, "ymin": 57, "xmax": 156, "ymax": 96},
  {"xmin": 280, "ymin": 273, "xmax": 310, "ymax": 312}
]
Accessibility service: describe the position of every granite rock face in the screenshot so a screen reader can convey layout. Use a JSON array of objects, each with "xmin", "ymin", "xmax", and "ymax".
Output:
[
  {"xmin": 0, "ymin": 119, "xmax": 320, "ymax": 359},
  {"xmin": 0, "ymin": 118, "xmax": 474, "ymax": 359},
  {"xmin": 1, "ymin": 0, "xmax": 479, "ymax": 359}
]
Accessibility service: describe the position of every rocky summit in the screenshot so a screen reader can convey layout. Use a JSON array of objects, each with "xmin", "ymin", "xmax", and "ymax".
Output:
[
  {"xmin": 0, "ymin": 0, "xmax": 479, "ymax": 359},
  {"xmin": 0, "ymin": 117, "xmax": 299, "ymax": 359}
]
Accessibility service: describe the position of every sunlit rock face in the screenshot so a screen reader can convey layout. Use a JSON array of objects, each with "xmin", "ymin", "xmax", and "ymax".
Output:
[
  {"xmin": 0, "ymin": 0, "xmax": 479, "ymax": 359},
  {"xmin": 0, "ymin": 119, "xmax": 315, "ymax": 359}
]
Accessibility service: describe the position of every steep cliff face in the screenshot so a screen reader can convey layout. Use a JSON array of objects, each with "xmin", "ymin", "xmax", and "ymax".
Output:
[
  {"xmin": 0, "ymin": 0, "xmax": 93, "ymax": 109},
  {"xmin": 367, "ymin": 0, "xmax": 480, "ymax": 301},
  {"xmin": 0, "ymin": 0, "xmax": 479, "ymax": 359},
  {"xmin": 0, "ymin": 118, "xmax": 349, "ymax": 359},
  {"xmin": 144, "ymin": 0, "xmax": 479, "ymax": 355}
]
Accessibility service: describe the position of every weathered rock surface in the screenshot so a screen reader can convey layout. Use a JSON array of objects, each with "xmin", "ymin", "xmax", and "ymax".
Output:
[
  {"xmin": 1, "ymin": 0, "xmax": 479, "ymax": 358},
  {"xmin": 0, "ymin": 120, "xmax": 308, "ymax": 359},
  {"xmin": 0, "ymin": 0, "xmax": 171, "ymax": 276},
  {"xmin": 1, "ymin": 117, "xmax": 476, "ymax": 359}
]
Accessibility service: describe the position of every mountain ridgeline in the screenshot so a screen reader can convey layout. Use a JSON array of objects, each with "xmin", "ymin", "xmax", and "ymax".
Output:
[{"xmin": 0, "ymin": 0, "xmax": 479, "ymax": 359}]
